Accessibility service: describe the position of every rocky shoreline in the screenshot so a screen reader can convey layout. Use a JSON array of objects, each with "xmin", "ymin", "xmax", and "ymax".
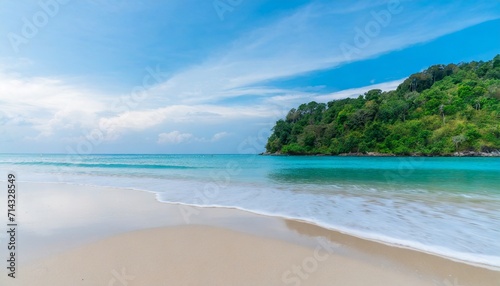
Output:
[
  {"xmin": 452, "ymin": 150, "xmax": 500, "ymax": 157},
  {"xmin": 260, "ymin": 151, "xmax": 500, "ymax": 157}
]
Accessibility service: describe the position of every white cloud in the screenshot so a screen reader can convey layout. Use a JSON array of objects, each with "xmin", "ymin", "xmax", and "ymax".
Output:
[
  {"xmin": 157, "ymin": 131, "xmax": 193, "ymax": 144},
  {"xmin": 157, "ymin": 131, "xmax": 229, "ymax": 145},
  {"xmin": 210, "ymin": 131, "xmax": 229, "ymax": 142},
  {"xmin": 0, "ymin": 71, "xmax": 109, "ymax": 138},
  {"xmin": 195, "ymin": 131, "xmax": 229, "ymax": 143}
]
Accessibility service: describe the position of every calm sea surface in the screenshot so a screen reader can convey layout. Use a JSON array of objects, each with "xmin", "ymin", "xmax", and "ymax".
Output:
[{"xmin": 1, "ymin": 154, "xmax": 499, "ymax": 268}]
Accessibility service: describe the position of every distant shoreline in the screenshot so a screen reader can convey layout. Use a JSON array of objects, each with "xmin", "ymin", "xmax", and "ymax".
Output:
[{"xmin": 260, "ymin": 151, "xmax": 500, "ymax": 157}]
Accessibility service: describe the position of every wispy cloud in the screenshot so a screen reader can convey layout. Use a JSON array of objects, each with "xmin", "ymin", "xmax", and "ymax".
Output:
[
  {"xmin": 313, "ymin": 78, "xmax": 405, "ymax": 102},
  {"xmin": 146, "ymin": 0, "xmax": 500, "ymax": 107},
  {"xmin": 99, "ymin": 105, "xmax": 273, "ymax": 140}
]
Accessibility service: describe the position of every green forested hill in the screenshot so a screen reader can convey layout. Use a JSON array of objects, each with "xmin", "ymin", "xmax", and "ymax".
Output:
[{"xmin": 265, "ymin": 55, "xmax": 500, "ymax": 156}]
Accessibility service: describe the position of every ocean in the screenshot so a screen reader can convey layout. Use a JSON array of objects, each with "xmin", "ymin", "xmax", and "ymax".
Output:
[{"xmin": 1, "ymin": 154, "xmax": 499, "ymax": 269}]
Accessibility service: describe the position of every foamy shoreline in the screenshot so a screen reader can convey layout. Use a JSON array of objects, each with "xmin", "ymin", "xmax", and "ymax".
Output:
[{"xmin": 159, "ymin": 200, "xmax": 500, "ymax": 271}]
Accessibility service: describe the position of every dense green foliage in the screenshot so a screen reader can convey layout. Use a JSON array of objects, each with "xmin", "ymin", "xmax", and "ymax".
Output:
[{"xmin": 266, "ymin": 55, "xmax": 500, "ymax": 155}]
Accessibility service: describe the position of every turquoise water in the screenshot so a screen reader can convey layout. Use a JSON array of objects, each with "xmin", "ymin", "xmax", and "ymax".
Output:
[{"xmin": 1, "ymin": 154, "xmax": 499, "ymax": 268}]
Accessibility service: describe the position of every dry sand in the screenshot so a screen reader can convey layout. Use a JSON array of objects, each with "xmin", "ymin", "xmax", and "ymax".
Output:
[
  {"xmin": 1, "ymin": 182, "xmax": 498, "ymax": 285},
  {"xmin": 12, "ymin": 226, "xmax": 434, "ymax": 286}
]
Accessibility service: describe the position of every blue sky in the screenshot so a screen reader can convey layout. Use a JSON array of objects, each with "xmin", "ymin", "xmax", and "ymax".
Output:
[{"xmin": 0, "ymin": 0, "xmax": 499, "ymax": 154}]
